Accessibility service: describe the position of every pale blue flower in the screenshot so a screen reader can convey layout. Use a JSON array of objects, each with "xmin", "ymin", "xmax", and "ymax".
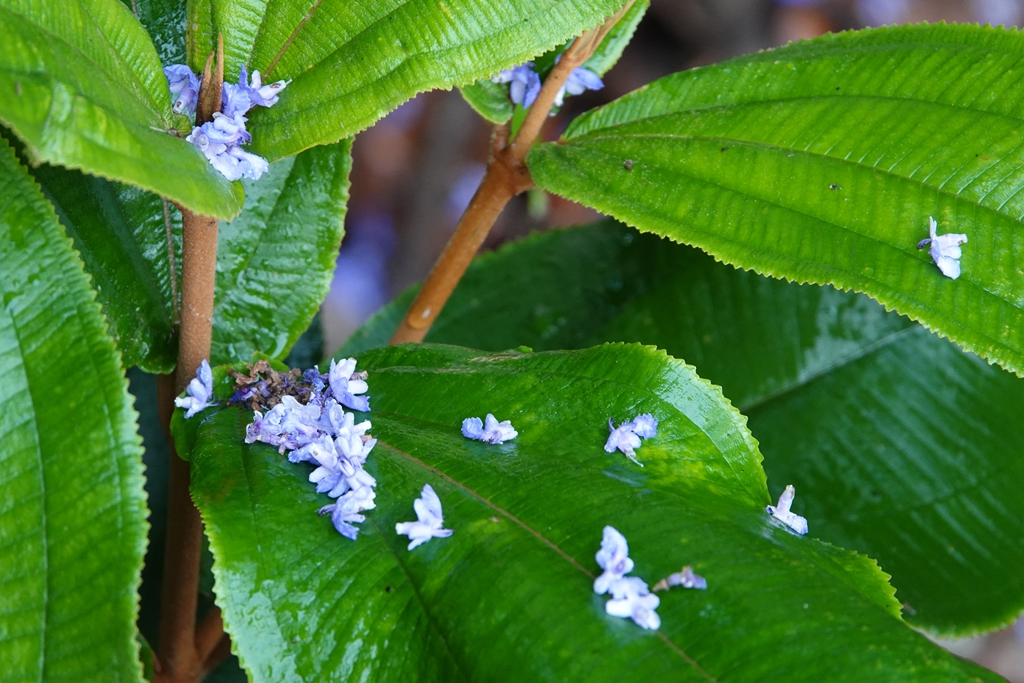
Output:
[
  {"xmin": 917, "ymin": 216, "xmax": 967, "ymax": 279},
  {"xmin": 461, "ymin": 413, "xmax": 518, "ymax": 444},
  {"xmin": 319, "ymin": 484, "xmax": 376, "ymax": 539},
  {"xmin": 553, "ymin": 65, "xmax": 603, "ymax": 107},
  {"xmin": 329, "ymin": 358, "xmax": 370, "ymax": 411},
  {"xmin": 492, "ymin": 63, "xmax": 542, "ymax": 107},
  {"xmin": 238, "ymin": 65, "xmax": 290, "ymax": 108},
  {"xmin": 320, "ymin": 398, "xmax": 371, "ymax": 440},
  {"xmin": 186, "ymin": 111, "xmax": 269, "ymax": 182},
  {"xmin": 605, "ymin": 576, "xmax": 661, "ymax": 630},
  {"xmin": 604, "ymin": 419, "xmax": 644, "ymax": 465},
  {"xmin": 604, "ymin": 414, "xmax": 658, "ymax": 466},
  {"xmin": 174, "ymin": 359, "xmax": 213, "ymax": 419},
  {"xmin": 653, "ymin": 565, "xmax": 707, "ymax": 591},
  {"xmin": 766, "ymin": 485, "xmax": 809, "ymax": 536},
  {"xmin": 164, "ymin": 64, "xmax": 200, "ymax": 116},
  {"xmin": 629, "ymin": 413, "xmax": 658, "ymax": 439},
  {"xmin": 395, "ymin": 484, "xmax": 453, "ymax": 550},
  {"xmin": 593, "ymin": 526, "xmax": 635, "ymax": 595}
]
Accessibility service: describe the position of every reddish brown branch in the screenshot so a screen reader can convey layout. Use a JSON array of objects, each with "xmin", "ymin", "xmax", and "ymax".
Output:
[
  {"xmin": 388, "ymin": 5, "xmax": 633, "ymax": 345},
  {"xmin": 156, "ymin": 35, "xmax": 227, "ymax": 683}
]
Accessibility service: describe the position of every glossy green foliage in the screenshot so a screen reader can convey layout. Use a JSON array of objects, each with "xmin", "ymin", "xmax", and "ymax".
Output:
[
  {"xmin": 346, "ymin": 221, "xmax": 1024, "ymax": 636},
  {"xmin": 528, "ymin": 23, "xmax": 1024, "ymax": 377},
  {"xmin": 0, "ymin": 140, "xmax": 148, "ymax": 683},
  {"xmin": 186, "ymin": 0, "xmax": 628, "ymax": 160},
  {"xmin": 460, "ymin": 0, "xmax": 648, "ymax": 124},
  {"xmin": 0, "ymin": 0, "xmax": 242, "ymax": 218},
  {"xmin": 28, "ymin": 161, "xmax": 180, "ymax": 373},
  {"xmin": 185, "ymin": 343, "xmax": 1001, "ymax": 681},
  {"xmin": 131, "ymin": 0, "xmax": 188, "ymax": 65},
  {"xmin": 212, "ymin": 138, "xmax": 351, "ymax": 365}
]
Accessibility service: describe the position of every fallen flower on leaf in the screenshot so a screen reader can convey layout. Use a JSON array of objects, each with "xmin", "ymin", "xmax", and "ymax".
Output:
[
  {"xmin": 396, "ymin": 484, "xmax": 454, "ymax": 550},
  {"xmin": 605, "ymin": 576, "xmax": 661, "ymax": 630},
  {"xmin": 917, "ymin": 216, "xmax": 967, "ymax": 280},
  {"xmin": 604, "ymin": 413, "xmax": 658, "ymax": 466},
  {"xmin": 462, "ymin": 414, "xmax": 518, "ymax": 444},
  {"xmin": 766, "ymin": 485, "xmax": 809, "ymax": 536},
  {"xmin": 653, "ymin": 565, "xmax": 707, "ymax": 591},
  {"xmin": 594, "ymin": 526, "xmax": 635, "ymax": 595}
]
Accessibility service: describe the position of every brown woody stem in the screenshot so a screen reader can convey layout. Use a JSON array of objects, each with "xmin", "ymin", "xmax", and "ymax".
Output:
[
  {"xmin": 388, "ymin": 5, "xmax": 632, "ymax": 345},
  {"xmin": 156, "ymin": 35, "xmax": 226, "ymax": 683}
]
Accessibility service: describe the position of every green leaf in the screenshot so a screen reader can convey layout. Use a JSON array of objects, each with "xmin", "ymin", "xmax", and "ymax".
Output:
[
  {"xmin": 26, "ymin": 158, "xmax": 180, "ymax": 373},
  {"xmin": 188, "ymin": 0, "xmax": 629, "ymax": 160},
  {"xmin": 460, "ymin": 79, "xmax": 515, "ymax": 125},
  {"xmin": 459, "ymin": 0, "xmax": 649, "ymax": 124},
  {"xmin": 212, "ymin": 138, "xmax": 351, "ymax": 365},
  {"xmin": 344, "ymin": 220, "xmax": 1024, "ymax": 636},
  {"xmin": 0, "ymin": 139, "xmax": 147, "ymax": 682},
  {"xmin": 527, "ymin": 22, "xmax": 1024, "ymax": 377},
  {"xmin": 186, "ymin": 342, "xmax": 1000, "ymax": 681},
  {"xmin": 0, "ymin": 0, "xmax": 242, "ymax": 218},
  {"xmin": 132, "ymin": 0, "xmax": 188, "ymax": 66}
]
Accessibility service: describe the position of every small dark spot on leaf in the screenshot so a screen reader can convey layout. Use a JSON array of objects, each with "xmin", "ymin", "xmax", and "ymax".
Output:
[
  {"xmin": 829, "ymin": 183, "xmax": 841, "ymax": 190},
  {"xmin": 623, "ymin": 159, "xmax": 633, "ymax": 170},
  {"xmin": 385, "ymin": 585, "xmax": 391, "ymax": 593},
  {"xmin": 835, "ymin": 86, "xmax": 841, "ymax": 91},
  {"xmin": 720, "ymin": 146, "xmax": 729, "ymax": 152}
]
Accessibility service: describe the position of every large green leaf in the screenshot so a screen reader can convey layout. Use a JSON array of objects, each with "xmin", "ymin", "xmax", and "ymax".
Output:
[
  {"xmin": 211, "ymin": 138, "xmax": 351, "ymax": 365},
  {"xmin": 460, "ymin": 0, "xmax": 649, "ymax": 124},
  {"xmin": 527, "ymin": 22, "xmax": 1024, "ymax": 377},
  {"xmin": 344, "ymin": 220, "xmax": 1024, "ymax": 636},
  {"xmin": 186, "ymin": 0, "xmax": 628, "ymax": 160},
  {"xmin": 0, "ymin": 139, "xmax": 147, "ymax": 682},
  {"xmin": 28, "ymin": 160, "xmax": 180, "ymax": 373},
  {"xmin": 185, "ymin": 342, "xmax": 1001, "ymax": 681},
  {"xmin": 0, "ymin": 0, "xmax": 242, "ymax": 218}
]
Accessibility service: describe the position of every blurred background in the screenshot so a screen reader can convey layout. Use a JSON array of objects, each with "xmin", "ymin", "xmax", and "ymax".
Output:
[{"xmin": 319, "ymin": 0, "xmax": 1024, "ymax": 678}]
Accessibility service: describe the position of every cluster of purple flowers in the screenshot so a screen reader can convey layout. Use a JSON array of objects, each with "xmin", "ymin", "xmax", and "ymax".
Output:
[
  {"xmin": 164, "ymin": 64, "xmax": 288, "ymax": 181},
  {"xmin": 594, "ymin": 526, "xmax": 707, "ymax": 632},
  {"xmin": 240, "ymin": 358, "xmax": 377, "ymax": 539},
  {"xmin": 491, "ymin": 57, "xmax": 603, "ymax": 109}
]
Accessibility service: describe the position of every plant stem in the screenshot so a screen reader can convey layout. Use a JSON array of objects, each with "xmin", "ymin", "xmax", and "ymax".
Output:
[
  {"xmin": 388, "ymin": 5, "xmax": 632, "ymax": 344},
  {"xmin": 156, "ymin": 36, "xmax": 225, "ymax": 683}
]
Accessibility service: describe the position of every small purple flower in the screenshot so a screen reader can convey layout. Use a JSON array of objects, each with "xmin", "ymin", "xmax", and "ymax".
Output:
[
  {"xmin": 605, "ymin": 576, "xmax": 661, "ymax": 630},
  {"xmin": 917, "ymin": 216, "xmax": 967, "ymax": 280},
  {"xmin": 594, "ymin": 526, "xmax": 635, "ymax": 595},
  {"xmin": 174, "ymin": 359, "xmax": 214, "ymax": 419},
  {"xmin": 653, "ymin": 565, "xmax": 707, "ymax": 591},
  {"xmin": 461, "ymin": 414, "xmax": 518, "ymax": 444},
  {"xmin": 164, "ymin": 65, "xmax": 200, "ymax": 116},
  {"xmin": 766, "ymin": 485, "xmax": 809, "ymax": 536},
  {"xmin": 319, "ymin": 484, "xmax": 377, "ymax": 539},
  {"xmin": 629, "ymin": 413, "xmax": 658, "ymax": 439},
  {"xmin": 320, "ymin": 398, "xmax": 371, "ymax": 440},
  {"xmin": 239, "ymin": 66, "xmax": 290, "ymax": 108},
  {"xmin": 328, "ymin": 358, "xmax": 370, "ymax": 412},
  {"xmin": 221, "ymin": 81, "xmax": 252, "ymax": 119},
  {"xmin": 395, "ymin": 484, "xmax": 454, "ymax": 550},
  {"xmin": 604, "ymin": 419, "xmax": 644, "ymax": 465},
  {"xmin": 604, "ymin": 414, "xmax": 658, "ymax": 466},
  {"xmin": 554, "ymin": 65, "xmax": 603, "ymax": 107},
  {"xmin": 492, "ymin": 63, "xmax": 542, "ymax": 108}
]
